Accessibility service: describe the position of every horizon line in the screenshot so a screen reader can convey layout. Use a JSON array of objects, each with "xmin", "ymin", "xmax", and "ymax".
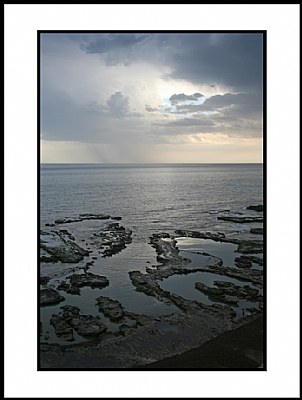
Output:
[{"xmin": 40, "ymin": 162, "xmax": 263, "ymax": 165}]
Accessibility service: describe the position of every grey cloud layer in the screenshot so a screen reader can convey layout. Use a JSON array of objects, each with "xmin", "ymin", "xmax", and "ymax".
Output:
[
  {"xmin": 41, "ymin": 32, "xmax": 263, "ymax": 147},
  {"xmin": 80, "ymin": 33, "xmax": 263, "ymax": 91}
]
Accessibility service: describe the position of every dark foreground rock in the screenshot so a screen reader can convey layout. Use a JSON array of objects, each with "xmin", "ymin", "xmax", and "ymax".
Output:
[
  {"xmin": 40, "ymin": 288, "xmax": 65, "ymax": 306},
  {"xmin": 144, "ymin": 315, "xmax": 264, "ymax": 369}
]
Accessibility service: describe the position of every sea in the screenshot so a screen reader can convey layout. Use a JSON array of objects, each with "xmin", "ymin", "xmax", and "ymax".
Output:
[{"xmin": 40, "ymin": 163, "xmax": 263, "ymax": 343}]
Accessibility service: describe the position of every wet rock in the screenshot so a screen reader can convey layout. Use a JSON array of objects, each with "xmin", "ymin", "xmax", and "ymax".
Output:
[
  {"xmin": 250, "ymin": 228, "xmax": 263, "ymax": 235},
  {"xmin": 45, "ymin": 223, "xmax": 55, "ymax": 227},
  {"xmin": 214, "ymin": 281, "xmax": 261, "ymax": 302},
  {"xmin": 40, "ymin": 240, "xmax": 89, "ymax": 263},
  {"xmin": 66, "ymin": 286, "xmax": 81, "ymax": 295},
  {"xmin": 237, "ymin": 241, "xmax": 263, "ymax": 254},
  {"xmin": 247, "ymin": 205, "xmax": 263, "ymax": 212},
  {"xmin": 150, "ymin": 233, "xmax": 185, "ymax": 264},
  {"xmin": 57, "ymin": 273, "xmax": 109, "ymax": 295},
  {"xmin": 175, "ymin": 230, "xmax": 226, "ymax": 242},
  {"xmin": 61, "ymin": 305, "xmax": 80, "ymax": 320},
  {"xmin": 40, "ymin": 276, "xmax": 51, "ymax": 285},
  {"xmin": 119, "ymin": 324, "xmax": 136, "ymax": 336},
  {"xmin": 235, "ymin": 255, "xmax": 263, "ymax": 269},
  {"xmin": 195, "ymin": 282, "xmax": 239, "ymax": 305},
  {"xmin": 57, "ymin": 281, "xmax": 70, "ymax": 291},
  {"xmin": 235, "ymin": 256, "xmax": 253, "ymax": 269},
  {"xmin": 79, "ymin": 213, "xmax": 110, "ymax": 220},
  {"xmin": 70, "ymin": 315, "xmax": 107, "ymax": 337},
  {"xmin": 40, "ymin": 288, "xmax": 65, "ymax": 306},
  {"xmin": 92, "ymin": 223, "xmax": 132, "ymax": 257},
  {"xmin": 96, "ymin": 296, "xmax": 125, "ymax": 321},
  {"xmin": 51, "ymin": 305, "xmax": 107, "ymax": 339},
  {"xmin": 217, "ymin": 216, "xmax": 263, "ymax": 223},
  {"xmin": 68, "ymin": 273, "xmax": 109, "ymax": 289},
  {"xmin": 50, "ymin": 314, "xmax": 74, "ymax": 340},
  {"xmin": 111, "ymin": 216, "xmax": 122, "ymax": 221},
  {"xmin": 55, "ymin": 213, "xmax": 110, "ymax": 225},
  {"xmin": 129, "ymin": 271, "xmax": 161, "ymax": 296}
]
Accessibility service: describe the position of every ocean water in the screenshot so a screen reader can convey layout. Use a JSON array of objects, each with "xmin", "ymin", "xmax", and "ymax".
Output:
[
  {"xmin": 41, "ymin": 163, "xmax": 263, "ymax": 233},
  {"xmin": 40, "ymin": 163, "xmax": 263, "ymax": 342}
]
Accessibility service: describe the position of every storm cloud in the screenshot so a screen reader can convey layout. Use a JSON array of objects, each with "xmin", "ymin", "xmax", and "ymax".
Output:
[{"xmin": 40, "ymin": 32, "xmax": 264, "ymax": 162}]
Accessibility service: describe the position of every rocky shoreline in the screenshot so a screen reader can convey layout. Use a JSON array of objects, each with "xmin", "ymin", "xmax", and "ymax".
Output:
[{"xmin": 40, "ymin": 207, "xmax": 264, "ymax": 369}]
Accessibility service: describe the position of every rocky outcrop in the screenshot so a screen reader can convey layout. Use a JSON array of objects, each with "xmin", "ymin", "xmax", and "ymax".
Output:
[
  {"xmin": 96, "ymin": 296, "xmax": 125, "ymax": 321},
  {"xmin": 40, "ymin": 288, "xmax": 65, "ymax": 306},
  {"xmin": 195, "ymin": 280, "xmax": 262, "ymax": 305},
  {"xmin": 235, "ymin": 255, "xmax": 263, "ymax": 269},
  {"xmin": 50, "ymin": 305, "xmax": 107, "ymax": 339},
  {"xmin": 55, "ymin": 213, "xmax": 110, "ymax": 225},
  {"xmin": 91, "ymin": 223, "xmax": 132, "ymax": 257},
  {"xmin": 70, "ymin": 315, "xmax": 107, "ymax": 337},
  {"xmin": 213, "ymin": 281, "xmax": 262, "ymax": 302},
  {"xmin": 58, "ymin": 273, "xmax": 109, "ymax": 295},
  {"xmin": 175, "ymin": 230, "xmax": 226, "ymax": 242},
  {"xmin": 40, "ymin": 276, "xmax": 51, "ymax": 285},
  {"xmin": 237, "ymin": 241, "xmax": 263, "ymax": 254},
  {"xmin": 195, "ymin": 282, "xmax": 239, "ymax": 305},
  {"xmin": 40, "ymin": 240, "xmax": 89, "ymax": 263}
]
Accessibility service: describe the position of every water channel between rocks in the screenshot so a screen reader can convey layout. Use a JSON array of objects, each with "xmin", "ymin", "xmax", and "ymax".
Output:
[{"xmin": 41, "ymin": 233, "xmax": 263, "ymax": 344}]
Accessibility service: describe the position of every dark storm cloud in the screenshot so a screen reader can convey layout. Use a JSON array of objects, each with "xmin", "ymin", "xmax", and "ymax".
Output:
[
  {"xmin": 80, "ymin": 33, "xmax": 263, "ymax": 91},
  {"xmin": 82, "ymin": 34, "xmax": 149, "ymax": 54},
  {"xmin": 169, "ymin": 92, "xmax": 203, "ymax": 105},
  {"xmin": 167, "ymin": 33, "xmax": 263, "ymax": 91}
]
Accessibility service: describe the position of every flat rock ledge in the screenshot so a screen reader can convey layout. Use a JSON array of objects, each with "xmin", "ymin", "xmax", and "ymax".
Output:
[
  {"xmin": 58, "ymin": 273, "xmax": 109, "ymax": 295},
  {"xmin": 96, "ymin": 296, "xmax": 125, "ymax": 321},
  {"xmin": 40, "ymin": 288, "xmax": 65, "ymax": 306},
  {"xmin": 50, "ymin": 305, "xmax": 107, "ymax": 340}
]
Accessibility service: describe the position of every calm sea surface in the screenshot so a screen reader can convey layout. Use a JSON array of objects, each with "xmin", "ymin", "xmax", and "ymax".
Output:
[
  {"xmin": 40, "ymin": 164, "xmax": 263, "ymax": 342},
  {"xmin": 41, "ymin": 163, "xmax": 263, "ymax": 234}
]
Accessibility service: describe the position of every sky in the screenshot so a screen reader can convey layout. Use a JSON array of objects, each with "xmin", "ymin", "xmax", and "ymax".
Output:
[{"xmin": 41, "ymin": 32, "xmax": 263, "ymax": 163}]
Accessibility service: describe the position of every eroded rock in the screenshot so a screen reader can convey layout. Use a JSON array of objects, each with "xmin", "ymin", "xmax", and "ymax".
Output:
[
  {"xmin": 40, "ymin": 288, "xmax": 65, "ymax": 306},
  {"xmin": 50, "ymin": 305, "xmax": 107, "ymax": 339},
  {"xmin": 96, "ymin": 296, "xmax": 125, "ymax": 321}
]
